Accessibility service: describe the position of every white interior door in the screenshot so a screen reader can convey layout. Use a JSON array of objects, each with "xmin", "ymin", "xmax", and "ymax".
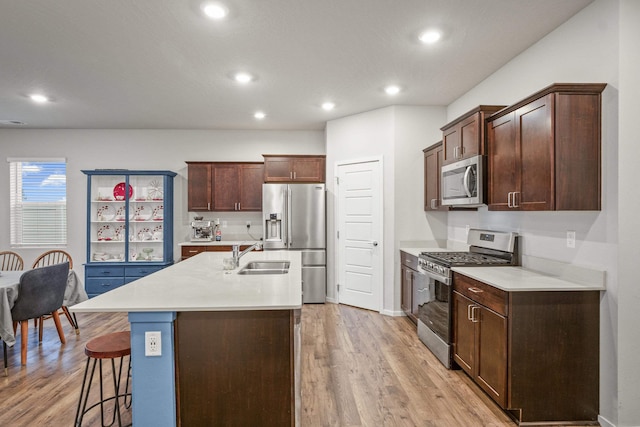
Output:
[{"xmin": 336, "ymin": 159, "xmax": 382, "ymax": 311}]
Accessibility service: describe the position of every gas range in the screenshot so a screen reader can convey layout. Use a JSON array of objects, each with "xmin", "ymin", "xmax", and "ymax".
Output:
[
  {"xmin": 418, "ymin": 230, "xmax": 519, "ymax": 282},
  {"xmin": 414, "ymin": 229, "xmax": 518, "ymax": 369}
]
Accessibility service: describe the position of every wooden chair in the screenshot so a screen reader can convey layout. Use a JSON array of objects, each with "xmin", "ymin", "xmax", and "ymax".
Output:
[
  {"xmin": 0, "ymin": 251, "xmax": 24, "ymax": 271},
  {"xmin": 10, "ymin": 262, "xmax": 70, "ymax": 367},
  {"xmin": 32, "ymin": 250, "xmax": 79, "ymax": 335}
]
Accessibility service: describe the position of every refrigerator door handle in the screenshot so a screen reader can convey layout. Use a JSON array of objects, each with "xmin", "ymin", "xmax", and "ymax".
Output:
[{"xmin": 287, "ymin": 186, "xmax": 293, "ymax": 247}]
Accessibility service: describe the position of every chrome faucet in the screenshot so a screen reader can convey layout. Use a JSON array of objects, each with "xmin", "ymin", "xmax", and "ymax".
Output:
[{"xmin": 232, "ymin": 242, "xmax": 263, "ymax": 267}]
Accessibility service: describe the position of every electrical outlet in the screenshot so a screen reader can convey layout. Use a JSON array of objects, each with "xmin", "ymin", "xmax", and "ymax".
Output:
[
  {"xmin": 465, "ymin": 225, "xmax": 470, "ymax": 235},
  {"xmin": 145, "ymin": 331, "xmax": 162, "ymax": 357},
  {"xmin": 246, "ymin": 221, "xmax": 251, "ymax": 228},
  {"xmin": 566, "ymin": 231, "xmax": 576, "ymax": 248}
]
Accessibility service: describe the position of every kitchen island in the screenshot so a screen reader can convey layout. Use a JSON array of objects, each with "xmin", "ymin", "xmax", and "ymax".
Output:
[{"xmin": 71, "ymin": 250, "xmax": 302, "ymax": 427}]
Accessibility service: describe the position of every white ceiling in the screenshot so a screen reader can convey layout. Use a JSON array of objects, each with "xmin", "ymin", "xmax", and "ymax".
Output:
[{"xmin": 0, "ymin": 0, "xmax": 593, "ymax": 130}]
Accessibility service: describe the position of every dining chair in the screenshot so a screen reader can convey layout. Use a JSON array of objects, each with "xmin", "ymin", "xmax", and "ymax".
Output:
[
  {"xmin": 32, "ymin": 250, "xmax": 79, "ymax": 335},
  {"xmin": 0, "ymin": 251, "xmax": 24, "ymax": 271},
  {"xmin": 10, "ymin": 262, "xmax": 70, "ymax": 367}
]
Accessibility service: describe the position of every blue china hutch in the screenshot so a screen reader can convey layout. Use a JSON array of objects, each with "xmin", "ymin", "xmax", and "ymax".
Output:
[{"xmin": 82, "ymin": 170, "xmax": 176, "ymax": 298}]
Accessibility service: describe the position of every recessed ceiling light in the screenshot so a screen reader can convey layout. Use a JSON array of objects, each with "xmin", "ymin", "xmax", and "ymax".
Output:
[
  {"xmin": 321, "ymin": 102, "xmax": 335, "ymax": 111},
  {"xmin": 254, "ymin": 111, "xmax": 266, "ymax": 119},
  {"xmin": 385, "ymin": 85, "xmax": 401, "ymax": 95},
  {"xmin": 202, "ymin": 2, "xmax": 228, "ymax": 20},
  {"xmin": 234, "ymin": 72, "xmax": 253, "ymax": 84},
  {"xmin": 29, "ymin": 94, "xmax": 49, "ymax": 103},
  {"xmin": 419, "ymin": 30, "xmax": 441, "ymax": 44}
]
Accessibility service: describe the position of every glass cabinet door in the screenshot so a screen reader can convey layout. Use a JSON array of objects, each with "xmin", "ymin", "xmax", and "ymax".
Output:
[
  {"xmin": 127, "ymin": 174, "xmax": 165, "ymax": 262},
  {"xmin": 90, "ymin": 174, "xmax": 128, "ymax": 262},
  {"xmin": 89, "ymin": 174, "xmax": 168, "ymax": 263}
]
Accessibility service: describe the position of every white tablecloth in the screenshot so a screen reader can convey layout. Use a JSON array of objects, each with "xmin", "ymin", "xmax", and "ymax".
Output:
[{"xmin": 0, "ymin": 270, "xmax": 88, "ymax": 347}]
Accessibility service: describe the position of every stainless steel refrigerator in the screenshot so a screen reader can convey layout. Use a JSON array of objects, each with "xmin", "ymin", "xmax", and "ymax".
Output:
[{"xmin": 262, "ymin": 183, "xmax": 326, "ymax": 303}]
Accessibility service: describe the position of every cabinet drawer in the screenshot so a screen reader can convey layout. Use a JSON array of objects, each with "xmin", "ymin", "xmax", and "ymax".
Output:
[
  {"xmin": 85, "ymin": 265, "xmax": 125, "ymax": 277},
  {"xmin": 182, "ymin": 246, "xmax": 208, "ymax": 257},
  {"xmin": 400, "ymin": 251, "xmax": 418, "ymax": 271},
  {"xmin": 125, "ymin": 265, "xmax": 164, "ymax": 278},
  {"xmin": 86, "ymin": 277, "xmax": 126, "ymax": 295},
  {"xmin": 453, "ymin": 272, "xmax": 507, "ymax": 316}
]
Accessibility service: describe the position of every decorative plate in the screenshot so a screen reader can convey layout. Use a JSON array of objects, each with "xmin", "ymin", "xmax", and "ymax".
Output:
[
  {"xmin": 152, "ymin": 205, "xmax": 164, "ymax": 221},
  {"xmin": 113, "ymin": 182, "xmax": 133, "ymax": 201},
  {"xmin": 132, "ymin": 204, "xmax": 151, "ymax": 221},
  {"xmin": 137, "ymin": 227, "xmax": 152, "ymax": 241},
  {"xmin": 148, "ymin": 180, "xmax": 163, "ymax": 200},
  {"xmin": 97, "ymin": 225, "xmax": 115, "ymax": 241},
  {"xmin": 115, "ymin": 206, "xmax": 126, "ymax": 221},
  {"xmin": 152, "ymin": 225, "xmax": 163, "ymax": 241},
  {"xmin": 97, "ymin": 205, "xmax": 115, "ymax": 221},
  {"xmin": 114, "ymin": 225, "xmax": 126, "ymax": 241}
]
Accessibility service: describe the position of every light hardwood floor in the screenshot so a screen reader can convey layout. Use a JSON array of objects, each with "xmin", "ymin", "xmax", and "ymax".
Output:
[{"xmin": 1, "ymin": 304, "xmax": 521, "ymax": 426}]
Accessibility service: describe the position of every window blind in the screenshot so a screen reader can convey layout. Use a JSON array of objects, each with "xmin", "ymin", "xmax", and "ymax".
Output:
[{"xmin": 8, "ymin": 159, "xmax": 67, "ymax": 246}]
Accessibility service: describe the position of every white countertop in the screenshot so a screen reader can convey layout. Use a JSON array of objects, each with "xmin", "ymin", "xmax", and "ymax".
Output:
[
  {"xmin": 452, "ymin": 266, "xmax": 606, "ymax": 292},
  {"xmin": 71, "ymin": 250, "xmax": 302, "ymax": 312},
  {"xmin": 179, "ymin": 240, "xmax": 261, "ymax": 246}
]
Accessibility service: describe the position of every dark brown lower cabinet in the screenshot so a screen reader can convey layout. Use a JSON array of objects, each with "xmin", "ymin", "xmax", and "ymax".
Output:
[
  {"xmin": 452, "ymin": 272, "xmax": 600, "ymax": 425},
  {"xmin": 175, "ymin": 310, "xmax": 298, "ymax": 426}
]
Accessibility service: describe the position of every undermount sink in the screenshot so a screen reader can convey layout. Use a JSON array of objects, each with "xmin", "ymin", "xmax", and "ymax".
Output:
[{"xmin": 237, "ymin": 260, "xmax": 291, "ymax": 275}]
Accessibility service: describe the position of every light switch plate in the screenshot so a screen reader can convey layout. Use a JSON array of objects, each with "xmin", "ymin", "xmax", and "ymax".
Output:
[{"xmin": 566, "ymin": 231, "xmax": 576, "ymax": 248}]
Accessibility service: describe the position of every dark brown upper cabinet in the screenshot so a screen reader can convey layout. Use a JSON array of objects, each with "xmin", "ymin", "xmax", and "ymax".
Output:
[
  {"xmin": 187, "ymin": 162, "xmax": 264, "ymax": 212},
  {"xmin": 263, "ymin": 155, "xmax": 326, "ymax": 183},
  {"xmin": 423, "ymin": 142, "xmax": 448, "ymax": 211},
  {"xmin": 486, "ymin": 83, "xmax": 606, "ymax": 211},
  {"xmin": 441, "ymin": 105, "xmax": 506, "ymax": 166}
]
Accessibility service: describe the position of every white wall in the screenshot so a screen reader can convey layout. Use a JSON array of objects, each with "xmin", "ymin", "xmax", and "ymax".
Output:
[
  {"xmin": 325, "ymin": 105, "xmax": 445, "ymax": 314},
  {"xmin": 443, "ymin": 0, "xmax": 627, "ymax": 424},
  {"xmin": 617, "ymin": 1, "xmax": 640, "ymax": 426},
  {"xmin": 0, "ymin": 129, "xmax": 325, "ymax": 275}
]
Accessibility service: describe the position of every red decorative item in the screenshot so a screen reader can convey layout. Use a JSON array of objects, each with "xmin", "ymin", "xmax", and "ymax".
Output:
[{"xmin": 113, "ymin": 182, "xmax": 133, "ymax": 200}]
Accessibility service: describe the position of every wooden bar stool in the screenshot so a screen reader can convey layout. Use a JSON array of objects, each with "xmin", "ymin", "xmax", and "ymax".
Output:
[{"xmin": 74, "ymin": 331, "xmax": 132, "ymax": 427}]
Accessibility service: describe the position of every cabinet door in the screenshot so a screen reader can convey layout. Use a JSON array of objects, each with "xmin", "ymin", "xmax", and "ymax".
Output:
[
  {"xmin": 400, "ymin": 265, "xmax": 413, "ymax": 320},
  {"xmin": 487, "ymin": 112, "xmax": 517, "ymax": 210},
  {"xmin": 187, "ymin": 163, "xmax": 212, "ymax": 211},
  {"xmin": 424, "ymin": 143, "xmax": 446, "ymax": 211},
  {"xmin": 442, "ymin": 127, "xmax": 459, "ymax": 165},
  {"xmin": 239, "ymin": 164, "xmax": 264, "ymax": 211},
  {"xmin": 476, "ymin": 306, "xmax": 508, "ymax": 408},
  {"xmin": 291, "ymin": 157, "xmax": 325, "ymax": 182},
  {"xmin": 264, "ymin": 157, "xmax": 293, "ymax": 182},
  {"xmin": 459, "ymin": 114, "xmax": 480, "ymax": 159},
  {"xmin": 212, "ymin": 164, "xmax": 240, "ymax": 211},
  {"xmin": 452, "ymin": 291, "xmax": 475, "ymax": 375},
  {"xmin": 516, "ymin": 94, "xmax": 554, "ymax": 210}
]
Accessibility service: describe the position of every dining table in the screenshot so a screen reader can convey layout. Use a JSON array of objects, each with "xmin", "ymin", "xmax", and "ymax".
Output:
[{"xmin": 0, "ymin": 270, "xmax": 88, "ymax": 347}]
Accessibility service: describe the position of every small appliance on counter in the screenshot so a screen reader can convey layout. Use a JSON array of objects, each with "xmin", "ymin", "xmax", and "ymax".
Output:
[{"xmin": 191, "ymin": 218, "xmax": 213, "ymax": 241}]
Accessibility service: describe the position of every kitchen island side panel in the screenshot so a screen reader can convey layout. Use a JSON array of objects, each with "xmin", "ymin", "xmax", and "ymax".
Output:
[
  {"xmin": 175, "ymin": 310, "xmax": 296, "ymax": 426},
  {"xmin": 128, "ymin": 312, "xmax": 177, "ymax": 427}
]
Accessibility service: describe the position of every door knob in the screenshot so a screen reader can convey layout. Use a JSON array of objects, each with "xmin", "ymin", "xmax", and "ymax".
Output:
[{"xmin": 372, "ymin": 241, "xmax": 378, "ymax": 247}]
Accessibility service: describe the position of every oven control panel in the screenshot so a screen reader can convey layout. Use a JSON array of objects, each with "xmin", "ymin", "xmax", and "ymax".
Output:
[{"xmin": 418, "ymin": 257, "xmax": 448, "ymax": 276}]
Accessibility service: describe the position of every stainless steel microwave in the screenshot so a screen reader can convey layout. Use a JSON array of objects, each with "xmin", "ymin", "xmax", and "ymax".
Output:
[{"xmin": 441, "ymin": 154, "xmax": 484, "ymax": 207}]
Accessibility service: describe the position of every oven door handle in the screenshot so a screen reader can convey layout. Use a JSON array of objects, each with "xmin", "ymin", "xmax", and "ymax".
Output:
[{"xmin": 419, "ymin": 268, "xmax": 450, "ymax": 286}]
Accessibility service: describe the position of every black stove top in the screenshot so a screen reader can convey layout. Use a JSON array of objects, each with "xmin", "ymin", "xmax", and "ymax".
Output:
[{"xmin": 420, "ymin": 251, "xmax": 512, "ymax": 267}]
